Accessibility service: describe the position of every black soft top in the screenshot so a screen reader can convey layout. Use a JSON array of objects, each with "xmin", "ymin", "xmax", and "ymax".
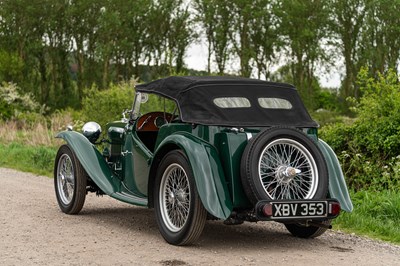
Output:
[{"xmin": 136, "ymin": 76, "xmax": 318, "ymax": 127}]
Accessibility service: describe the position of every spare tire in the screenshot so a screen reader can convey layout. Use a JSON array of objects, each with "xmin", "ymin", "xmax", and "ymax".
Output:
[{"xmin": 240, "ymin": 127, "xmax": 328, "ymax": 204}]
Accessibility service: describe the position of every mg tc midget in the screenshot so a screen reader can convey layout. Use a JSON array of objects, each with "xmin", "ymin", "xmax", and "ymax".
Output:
[{"xmin": 54, "ymin": 76, "xmax": 353, "ymax": 245}]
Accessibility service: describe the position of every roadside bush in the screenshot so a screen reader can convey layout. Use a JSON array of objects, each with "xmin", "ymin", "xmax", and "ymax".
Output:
[
  {"xmin": 0, "ymin": 82, "xmax": 45, "ymax": 121},
  {"xmin": 79, "ymin": 80, "xmax": 136, "ymax": 128},
  {"xmin": 317, "ymin": 88, "xmax": 341, "ymax": 111},
  {"xmin": 311, "ymin": 109, "xmax": 348, "ymax": 127},
  {"xmin": 320, "ymin": 68, "xmax": 400, "ymax": 191},
  {"xmin": 78, "ymin": 78, "xmax": 175, "ymax": 130}
]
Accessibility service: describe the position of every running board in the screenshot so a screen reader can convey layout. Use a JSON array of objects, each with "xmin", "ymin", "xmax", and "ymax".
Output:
[{"xmin": 112, "ymin": 192, "xmax": 148, "ymax": 206}]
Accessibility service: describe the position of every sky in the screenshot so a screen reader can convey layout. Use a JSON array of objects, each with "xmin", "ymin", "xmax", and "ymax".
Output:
[{"xmin": 185, "ymin": 42, "xmax": 342, "ymax": 89}]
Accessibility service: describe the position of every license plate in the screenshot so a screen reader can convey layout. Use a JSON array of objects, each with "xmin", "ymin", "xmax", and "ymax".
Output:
[{"xmin": 272, "ymin": 201, "xmax": 328, "ymax": 219}]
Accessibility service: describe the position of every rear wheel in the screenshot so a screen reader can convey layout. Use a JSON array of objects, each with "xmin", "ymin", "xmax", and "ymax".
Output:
[
  {"xmin": 241, "ymin": 127, "xmax": 328, "ymax": 202},
  {"xmin": 284, "ymin": 220, "xmax": 331, "ymax": 238},
  {"xmin": 54, "ymin": 144, "xmax": 87, "ymax": 214},
  {"xmin": 240, "ymin": 127, "xmax": 329, "ymax": 238},
  {"xmin": 154, "ymin": 150, "xmax": 207, "ymax": 245}
]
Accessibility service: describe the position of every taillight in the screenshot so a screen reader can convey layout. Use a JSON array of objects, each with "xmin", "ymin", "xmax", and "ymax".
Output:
[
  {"xmin": 329, "ymin": 201, "xmax": 341, "ymax": 216},
  {"xmin": 262, "ymin": 203, "xmax": 273, "ymax": 217}
]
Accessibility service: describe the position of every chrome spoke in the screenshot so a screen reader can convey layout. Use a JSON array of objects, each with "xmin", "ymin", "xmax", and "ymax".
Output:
[
  {"xmin": 160, "ymin": 163, "xmax": 191, "ymax": 232},
  {"xmin": 258, "ymin": 138, "xmax": 318, "ymax": 200},
  {"xmin": 56, "ymin": 154, "xmax": 75, "ymax": 205}
]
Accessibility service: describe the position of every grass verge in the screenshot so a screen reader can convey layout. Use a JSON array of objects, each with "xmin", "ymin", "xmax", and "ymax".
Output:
[
  {"xmin": 0, "ymin": 142, "xmax": 57, "ymax": 177},
  {"xmin": 333, "ymin": 190, "xmax": 400, "ymax": 245}
]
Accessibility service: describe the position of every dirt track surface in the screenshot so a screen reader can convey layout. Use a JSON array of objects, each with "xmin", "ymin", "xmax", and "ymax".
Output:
[{"xmin": 1, "ymin": 168, "xmax": 399, "ymax": 266}]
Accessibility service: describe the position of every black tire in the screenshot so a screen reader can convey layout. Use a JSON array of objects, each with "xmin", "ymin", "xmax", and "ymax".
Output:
[
  {"xmin": 241, "ymin": 127, "xmax": 330, "ymax": 238},
  {"xmin": 154, "ymin": 150, "xmax": 207, "ymax": 246},
  {"xmin": 240, "ymin": 127, "xmax": 328, "ymax": 203},
  {"xmin": 285, "ymin": 220, "xmax": 331, "ymax": 238},
  {"xmin": 54, "ymin": 144, "xmax": 87, "ymax": 214}
]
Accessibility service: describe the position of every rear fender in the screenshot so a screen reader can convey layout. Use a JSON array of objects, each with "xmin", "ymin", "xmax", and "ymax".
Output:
[
  {"xmin": 152, "ymin": 132, "xmax": 233, "ymax": 219},
  {"xmin": 318, "ymin": 139, "xmax": 353, "ymax": 212},
  {"xmin": 56, "ymin": 131, "xmax": 120, "ymax": 195}
]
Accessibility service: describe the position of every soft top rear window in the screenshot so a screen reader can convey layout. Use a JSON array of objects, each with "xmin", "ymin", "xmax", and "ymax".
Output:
[
  {"xmin": 213, "ymin": 97, "xmax": 251, "ymax": 108},
  {"xmin": 258, "ymin": 98, "xmax": 292, "ymax": 109}
]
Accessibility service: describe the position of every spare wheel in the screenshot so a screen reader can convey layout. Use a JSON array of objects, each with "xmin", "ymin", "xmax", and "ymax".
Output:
[{"xmin": 240, "ymin": 127, "xmax": 328, "ymax": 204}]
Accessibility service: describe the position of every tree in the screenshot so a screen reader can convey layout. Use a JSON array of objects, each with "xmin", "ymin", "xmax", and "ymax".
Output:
[
  {"xmin": 146, "ymin": 0, "xmax": 176, "ymax": 68},
  {"xmin": 212, "ymin": 0, "xmax": 232, "ymax": 75},
  {"xmin": 193, "ymin": 0, "xmax": 216, "ymax": 74},
  {"xmin": 230, "ymin": 0, "xmax": 253, "ymax": 77},
  {"xmin": 361, "ymin": 0, "xmax": 400, "ymax": 77},
  {"xmin": 249, "ymin": 0, "xmax": 279, "ymax": 79},
  {"xmin": 328, "ymin": 0, "xmax": 366, "ymax": 100},
  {"xmin": 193, "ymin": 0, "xmax": 231, "ymax": 75},
  {"xmin": 167, "ymin": 2, "xmax": 195, "ymax": 73},
  {"xmin": 277, "ymin": 0, "xmax": 330, "ymax": 108},
  {"xmin": 67, "ymin": 0, "xmax": 103, "ymax": 102},
  {"xmin": 125, "ymin": 0, "xmax": 152, "ymax": 78}
]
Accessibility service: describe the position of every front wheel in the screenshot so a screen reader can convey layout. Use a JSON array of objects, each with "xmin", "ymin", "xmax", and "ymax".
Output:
[
  {"xmin": 54, "ymin": 144, "xmax": 87, "ymax": 214},
  {"xmin": 154, "ymin": 150, "xmax": 207, "ymax": 245}
]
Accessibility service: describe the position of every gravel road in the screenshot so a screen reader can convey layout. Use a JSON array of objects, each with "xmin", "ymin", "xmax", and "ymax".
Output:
[{"xmin": 0, "ymin": 167, "xmax": 399, "ymax": 266}]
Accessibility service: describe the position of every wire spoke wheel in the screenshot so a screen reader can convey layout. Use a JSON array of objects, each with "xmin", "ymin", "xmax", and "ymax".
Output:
[
  {"xmin": 160, "ymin": 163, "xmax": 191, "ymax": 232},
  {"xmin": 57, "ymin": 154, "xmax": 75, "ymax": 205},
  {"xmin": 54, "ymin": 145, "xmax": 87, "ymax": 214},
  {"xmin": 240, "ymin": 127, "xmax": 329, "ymax": 239},
  {"xmin": 154, "ymin": 150, "xmax": 207, "ymax": 246},
  {"xmin": 258, "ymin": 138, "xmax": 318, "ymax": 200}
]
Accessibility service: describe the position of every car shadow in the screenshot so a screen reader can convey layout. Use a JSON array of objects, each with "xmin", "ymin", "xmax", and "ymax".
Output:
[
  {"xmin": 198, "ymin": 220, "xmax": 328, "ymax": 251},
  {"xmin": 69, "ymin": 201, "xmax": 334, "ymax": 252}
]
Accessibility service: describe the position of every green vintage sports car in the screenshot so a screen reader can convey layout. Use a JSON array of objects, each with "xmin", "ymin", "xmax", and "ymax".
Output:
[{"xmin": 54, "ymin": 76, "xmax": 353, "ymax": 245}]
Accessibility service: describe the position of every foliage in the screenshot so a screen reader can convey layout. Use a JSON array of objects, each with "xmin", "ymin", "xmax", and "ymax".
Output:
[
  {"xmin": 334, "ymin": 190, "xmax": 400, "ymax": 244},
  {"xmin": 316, "ymin": 89, "xmax": 341, "ymax": 111},
  {"xmin": 311, "ymin": 110, "xmax": 344, "ymax": 127},
  {"xmin": 79, "ymin": 81, "xmax": 136, "ymax": 128},
  {"xmin": 0, "ymin": 82, "xmax": 44, "ymax": 120},
  {"xmin": 2, "ymin": 1, "xmax": 400, "ymax": 112},
  {"xmin": 0, "ymin": 0, "xmax": 195, "ymax": 111},
  {"xmin": 361, "ymin": 0, "xmax": 400, "ymax": 77},
  {"xmin": 309, "ymin": 88, "xmax": 346, "ymax": 126},
  {"xmin": 276, "ymin": 0, "xmax": 330, "ymax": 109},
  {"xmin": 320, "ymin": 68, "xmax": 400, "ymax": 191},
  {"xmin": 193, "ymin": 0, "xmax": 233, "ymax": 75},
  {"xmin": 0, "ymin": 50, "xmax": 24, "ymax": 83},
  {"xmin": 328, "ymin": 0, "xmax": 366, "ymax": 101}
]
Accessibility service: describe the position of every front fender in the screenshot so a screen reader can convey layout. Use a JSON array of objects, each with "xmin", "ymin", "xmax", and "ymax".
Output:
[
  {"xmin": 154, "ymin": 132, "xmax": 233, "ymax": 219},
  {"xmin": 56, "ymin": 131, "xmax": 120, "ymax": 195},
  {"xmin": 318, "ymin": 139, "xmax": 353, "ymax": 212}
]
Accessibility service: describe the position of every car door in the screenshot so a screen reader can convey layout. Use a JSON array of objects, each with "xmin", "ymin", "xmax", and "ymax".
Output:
[{"xmin": 121, "ymin": 126, "xmax": 152, "ymax": 197}]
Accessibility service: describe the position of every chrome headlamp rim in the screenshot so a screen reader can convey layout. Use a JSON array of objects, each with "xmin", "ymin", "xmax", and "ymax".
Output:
[{"xmin": 82, "ymin": 121, "xmax": 102, "ymax": 143}]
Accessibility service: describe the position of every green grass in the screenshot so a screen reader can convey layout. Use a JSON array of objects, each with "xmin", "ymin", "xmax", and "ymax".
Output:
[
  {"xmin": 333, "ymin": 190, "xmax": 400, "ymax": 244},
  {"xmin": 0, "ymin": 142, "xmax": 57, "ymax": 177}
]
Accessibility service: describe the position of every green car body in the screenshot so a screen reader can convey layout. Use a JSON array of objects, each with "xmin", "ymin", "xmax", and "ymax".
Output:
[
  {"xmin": 57, "ymin": 122, "xmax": 352, "ymax": 218},
  {"xmin": 54, "ymin": 76, "xmax": 352, "ymax": 245}
]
